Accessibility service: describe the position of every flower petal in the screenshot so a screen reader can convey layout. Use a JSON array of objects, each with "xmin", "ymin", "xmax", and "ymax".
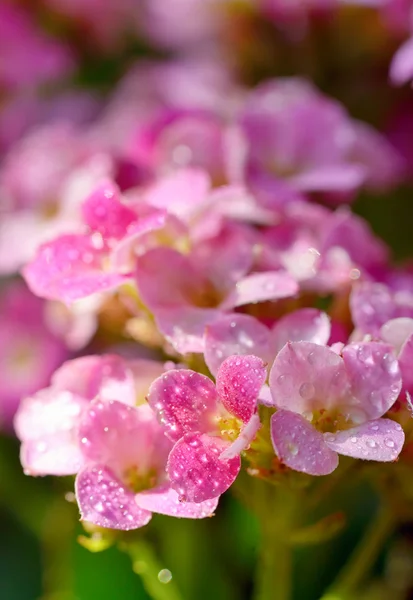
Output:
[
  {"xmin": 153, "ymin": 306, "xmax": 220, "ymax": 354},
  {"xmin": 23, "ymin": 235, "xmax": 128, "ymax": 303},
  {"xmin": 82, "ymin": 181, "xmax": 137, "ymax": 240},
  {"xmin": 135, "ymin": 484, "xmax": 218, "ymax": 518},
  {"xmin": 15, "ymin": 389, "xmax": 86, "ymax": 475},
  {"xmin": 167, "ymin": 433, "xmax": 240, "ymax": 503},
  {"xmin": 271, "ymin": 410, "xmax": 338, "ymax": 476},
  {"xmin": 220, "ymin": 414, "xmax": 261, "ymax": 460},
  {"xmin": 269, "ymin": 341, "xmax": 349, "ymax": 413},
  {"xmin": 147, "ymin": 370, "xmax": 218, "ymax": 442},
  {"xmin": 75, "ymin": 465, "xmax": 152, "ymax": 530},
  {"xmin": 342, "ymin": 343, "xmax": 402, "ymax": 419},
  {"xmin": 390, "ymin": 36, "xmax": 413, "ymax": 85},
  {"xmin": 204, "ymin": 313, "xmax": 272, "ymax": 376},
  {"xmin": 78, "ymin": 400, "xmax": 169, "ymax": 474},
  {"xmin": 216, "ymin": 355, "xmax": 267, "ymax": 422},
  {"xmin": 272, "ymin": 309, "xmax": 331, "ymax": 354},
  {"xmin": 380, "ymin": 318, "xmax": 413, "ymax": 355},
  {"xmin": 324, "ymin": 419, "xmax": 404, "ymax": 462},
  {"xmin": 221, "ymin": 271, "xmax": 298, "ymax": 309}
]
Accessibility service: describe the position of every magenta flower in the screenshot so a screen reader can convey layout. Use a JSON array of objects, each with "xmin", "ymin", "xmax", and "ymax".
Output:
[
  {"xmin": 147, "ymin": 355, "xmax": 267, "ymax": 502},
  {"xmin": 136, "ymin": 229, "xmax": 298, "ymax": 353},
  {"xmin": 15, "ymin": 355, "xmax": 166, "ymax": 476},
  {"xmin": 75, "ymin": 399, "xmax": 218, "ymax": 530},
  {"xmin": 350, "ymin": 280, "xmax": 413, "ymax": 337},
  {"xmin": 233, "ymin": 79, "xmax": 401, "ymax": 208},
  {"xmin": 204, "ymin": 309, "xmax": 331, "ymax": 376},
  {"xmin": 0, "ymin": 280, "xmax": 68, "ymax": 429},
  {"xmin": 22, "ymin": 180, "xmax": 186, "ymax": 303},
  {"xmin": 268, "ymin": 341, "xmax": 404, "ymax": 475}
]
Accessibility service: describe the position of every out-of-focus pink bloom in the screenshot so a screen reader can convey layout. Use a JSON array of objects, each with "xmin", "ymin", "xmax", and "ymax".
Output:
[
  {"xmin": 0, "ymin": 4, "xmax": 73, "ymax": 92},
  {"xmin": 148, "ymin": 355, "xmax": 267, "ymax": 502},
  {"xmin": 390, "ymin": 36, "xmax": 413, "ymax": 85},
  {"xmin": 137, "ymin": 0, "xmax": 229, "ymax": 50},
  {"xmin": 381, "ymin": 317, "xmax": 413, "ymax": 396},
  {"xmin": 22, "ymin": 180, "xmax": 187, "ymax": 303},
  {"xmin": 0, "ymin": 124, "xmax": 111, "ymax": 274},
  {"xmin": 268, "ymin": 341, "xmax": 404, "ymax": 475},
  {"xmin": 232, "ymin": 79, "xmax": 402, "ymax": 208},
  {"xmin": 350, "ymin": 280, "xmax": 413, "ymax": 336},
  {"xmin": 15, "ymin": 355, "xmax": 166, "ymax": 476},
  {"xmin": 136, "ymin": 228, "xmax": 298, "ymax": 354},
  {"xmin": 204, "ymin": 309, "xmax": 331, "ymax": 375},
  {"xmin": 258, "ymin": 203, "xmax": 388, "ymax": 292},
  {"xmin": 0, "ymin": 281, "xmax": 68, "ymax": 429}
]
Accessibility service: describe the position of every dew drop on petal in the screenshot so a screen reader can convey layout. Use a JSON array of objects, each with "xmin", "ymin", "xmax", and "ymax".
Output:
[
  {"xmin": 384, "ymin": 438, "xmax": 395, "ymax": 448},
  {"xmin": 299, "ymin": 382, "xmax": 315, "ymax": 400}
]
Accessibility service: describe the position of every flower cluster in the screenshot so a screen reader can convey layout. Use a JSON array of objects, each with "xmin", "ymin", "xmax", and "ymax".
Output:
[{"xmin": 1, "ymin": 0, "xmax": 413, "ymax": 542}]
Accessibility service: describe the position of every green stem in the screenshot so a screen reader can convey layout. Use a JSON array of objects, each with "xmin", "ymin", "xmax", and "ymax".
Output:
[
  {"xmin": 320, "ymin": 507, "xmax": 396, "ymax": 600},
  {"xmin": 253, "ymin": 526, "xmax": 292, "ymax": 600},
  {"xmin": 252, "ymin": 481, "xmax": 296, "ymax": 600},
  {"xmin": 121, "ymin": 537, "xmax": 184, "ymax": 600}
]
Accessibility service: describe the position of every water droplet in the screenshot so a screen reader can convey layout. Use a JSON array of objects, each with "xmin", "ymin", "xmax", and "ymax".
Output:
[
  {"xmin": 158, "ymin": 569, "xmax": 172, "ymax": 584},
  {"xmin": 350, "ymin": 437, "xmax": 357, "ymax": 443},
  {"xmin": 366, "ymin": 439, "xmax": 376, "ymax": 448},
  {"xmin": 385, "ymin": 438, "xmax": 395, "ymax": 448},
  {"xmin": 299, "ymin": 382, "xmax": 315, "ymax": 400}
]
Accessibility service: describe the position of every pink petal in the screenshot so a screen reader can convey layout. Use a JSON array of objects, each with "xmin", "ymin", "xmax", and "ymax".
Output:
[
  {"xmin": 272, "ymin": 309, "xmax": 331, "ymax": 354},
  {"xmin": 23, "ymin": 235, "xmax": 129, "ymax": 303},
  {"xmin": 269, "ymin": 342, "xmax": 349, "ymax": 413},
  {"xmin": 82, "ymin": 181, "xmax": 137, "ymax": 240},
  {"xmin": 271, "ymin": 410, "xmax": 339, "ymax": 476},
  {"xmin": 398, "ymin": 334, "xmax": 413, "ymax": 393},
  {"xmin": 136, "ymin": 247, "xmax": 211, "ymax": 310},
  {"xmin": 342, "ymin": 343, "xmax": 402, "ymax": 419},
  {"xmin": 135, "ymin": 483, "xmax": 218, "ymax": 518},
  {"xmin": 216, "ymin": 355, "xmax": 267, "ymax": 423},
  {"xmin": 380, "ymin": 318, "xmax": 413, "ymax": 355},
  {"xmin": 52, "ymin": 355, "xmax": 137, "ymax": 404},
  {"xmin": 290, "ymin": 165, "xmax": 366, "ymax": 192},
  {"xmin": 153, "ymin": 305, "xmax": 221, "ymax": 354},
  {"xmin": 204, "ymin": 314, "xmax": 272, "ymax": 376},
  {"xmin": 390, "ymin": 36, "xmax": 413, "ymax": 85},
  {"xmin": 220, "ymin": 414, "xmax": 261, "ymax": 460},
  {"xmin": 147, "ymin": 370, "xmax": 218, "ymax": 442},
  {"xmin": 78, "ymin": 400, "xmax": 169, "ymax": 474},
  {"xmin": 15, "ymin": 389, "xmax": 86, "ymax": 475},
  {"xmin": 350, "ymin": 282, "xmax": 407, "ymax": 335},
  {"xmin": 324, "ymin": 419, "xmax": 405, "ymax": 462},
  {"xmin": 221, "ymin": 271, "xmax": 298, "ymax": 309},
  {"xmin": 167, "ymin": 433, "xmax": 240, "ymax": 503},
  {"xmin": 110, "ymin": 211, "xmax": 188, "ymax": 273},
  {"xmin": 75, "ymin": 465, "xmax": 152, "ymax": 530}
]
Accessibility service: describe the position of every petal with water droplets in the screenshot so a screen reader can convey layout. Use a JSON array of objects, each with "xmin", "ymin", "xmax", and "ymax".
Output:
[
  {"xmin": 271, "ymin": 410, "xmax": 338, "ymax": 476},
  {"xmin": 135, "ymin": 484, "xmax": 218, "ymax": 518},
  {"xmin": 342, "ymin": 342, "xmax": 402, "ymax": 419},
  {"xmin": 167, "ymin": 433, "xmax": 240, "ymax": 503},
  {"xmin": 272, "ymin": 309, "xmax": 331, "ymax": 354},
  {"xmin": 147, "ymin": 370, "xmax": 218, "ymax": 442},
  {"xmin": 204, "ymin": 313, "xmax": 272, "ymax": 376},
  {"xmin": 269, "ymin": 342, "xmax": 348, "ymax": 413},
  {"xmin": 324, "ymin": 419, "xmax": 404, "ymax": 462},
  {"xmin": 221, "ymin": 271, "xmax": 298, "ymax": 309},
  {"xmin": 216, "ymin": 355, "xmax": 266, "ymax": 422},
  {"xmin": 75, "ymin": 465, "xmax": 152, "ymax": 530}
]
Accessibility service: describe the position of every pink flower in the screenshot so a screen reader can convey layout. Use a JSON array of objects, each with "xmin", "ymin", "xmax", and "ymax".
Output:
[
  {"xmin": 22, "ymin": 180, "xmax": 186, "ymax": 303},
  {"xmin": 233, "ymin": 79, "xmax": 402, "ymax": 208},
  {"xmin": 147, "ymin": 355, "xmax": 267, "ymax": 502},
  {"xmin": 350, "ymin": 280, "xmax": 413, "ymax": 336},
  {"xmin": 15, "ymin": 355, "xmax": 165, "ymax": 476},
  {"xmin": 136, "ymin": 227, "xmax": 298, "ymax": 353},
  {"xmin": 381, "ymin": 318, "xmax": 413, "ymax": 397},
  {"xmin": 75, "ymin": 400, "xmax": 218, "ymax": 530},
  {"xmin": 268, "ymin": 341, "xmax": 404, "ymax": 475},
  {"xmin": 204, "ymin": 309, "xmax": 331, "ymax": 376},
  {"xmin": 0, "ymin": 4, "xmax": 73, "ymax": 92},
  {"xmin": 0, "ymin": 280, "xmax": 68, "ymax": 429}
]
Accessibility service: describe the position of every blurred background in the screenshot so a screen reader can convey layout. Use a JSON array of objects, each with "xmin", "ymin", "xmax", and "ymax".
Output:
[{"xmin": 2, "ymin": 1, "xmax": 413, "ymax": 599}]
